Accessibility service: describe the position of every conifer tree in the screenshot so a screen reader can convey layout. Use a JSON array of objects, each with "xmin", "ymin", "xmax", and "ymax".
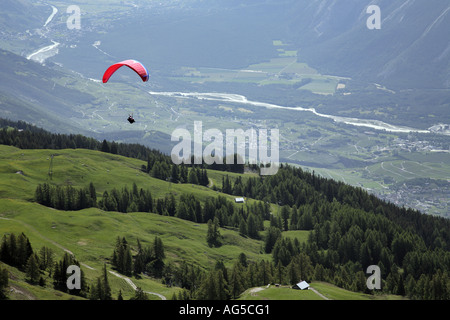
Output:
[
  {"xmin": 101, "ymin": 139, "xmax": 110, "ymax": 153},
  {"xmin": 26, "ymin": 253, "xmax": 40, "ymax": 284},
  {"xmin": 102, "ymin": 263, "xmax": 112, "ymax": 300},
  {"xmin": 38, "ymin": 246, "xmax": 54, "ymax": 272},
  {"xmin": 131, "ymin": 287, "xmax": 148, "ymax": 300}
]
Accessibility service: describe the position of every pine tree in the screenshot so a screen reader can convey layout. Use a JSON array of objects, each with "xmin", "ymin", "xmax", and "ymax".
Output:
[
  {"xmin": 38, "ymin": 246, "xmax": 54, "ymax": 272},
  {"xmin": 264, "ymin": 226, "xmax": 281, "ymax": 253},
  {"xmin": 0, "ymin": 235, "xmax": 10, "ymax": 265},
  {"xmin": 238, "ymin": 253, "xmax": 248, "ymax": 268},
  {"xmin": 239, "ymin": 218, "xmax": 247, "ymax": 237},
  {"xmin": 206, "ymin": 218, "xmax": 221, "ymax": 248},
  {"xmin": 134, "ymin": 239, "xmax": 145, "ymax": 275},
  {"xmin": 101, "ymin": 139, "xmax": 110, "ymax": 153},
  {"xmin": 124, "ymin": 243, "xmax": 133, "ymax": 276},
  {"xmin": 35, "ymin": 184, "xmax": 44, "ymax": 204},
  {"xmin": 198, "ymin": 272, "xmax": 218, "ymax": 300},
  {"xmin": 247, "ymin": 214, "xmax": 258, "ymax": 239},
  {"xmin": 188, "ymin": 168, "xmax": 199, "ymax": 184},
  {"xmin": 102, "ymin": 263, "xmax": 112, "ymax": 300},
  {"xmin": 179, "ymin": 164, "xmax": 188, "ymax": 183},
  {"xmin": 148, "ymin": 236, "xmax": 165, "ymax": 278},
  {"xmin": 110, "ymin": 141, "xmax": 118, "ymax": 154},
  {"xmin": 89, "ymin": 277, "xmax": 103, "ymax": 300},
  {"xmin": 275, "ymin": 262, "xmax": 284, "ymax": 284},
  {"xmin": 213, "ymin": 217, "xmax": 221, "ymax": 247},
  {"xmin": 131, "ymin": 287, "xmax": 149, "ymax": 300},
  {"xmin": 287, "ymin": 261, "xmax": 298, "ymax": 285},
  {"xmin": 89, "ymin": 182, "xmax": 97, "ymax": 207},
  {"xmin": 281, "ymin": 205, "xmax": 290, "ymax": 231},
  {"xmin": 206, "ymin": 219, "xmax": 216, "ymax": 248},
  {"xmin": 17, "ymin": 233, "xmax": 33, "ymax": 270},
  {"xmin": 26, "ymin": 253, "xmax": 40, "ymax": 284},
  {"xmin": 171, "ymin": 164, "xmax": 179, "ymax": 183},
  {"xmin": 8, "ymin": 233, "xmax": 17, "ymax": 267}
]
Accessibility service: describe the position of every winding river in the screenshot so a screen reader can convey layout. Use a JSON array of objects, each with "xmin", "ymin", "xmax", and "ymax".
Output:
[
  {"xmin": 26, "ymin": 4, "xmax": 60, "ymax": 64},
  {"xmin": 26, "ymin": 40, "xmax": 60, "ymax": 63},
  {"xmin": 43, "ymin": 5, "xmax": 58, "ymax": 27},
  {"xmin": 148, "ymin": 91, "xmax": 431, "ymax": 134}
]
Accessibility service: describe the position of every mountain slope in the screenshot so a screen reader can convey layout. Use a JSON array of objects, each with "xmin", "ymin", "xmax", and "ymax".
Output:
[
  {"xmin": 0, "ymin": 144, "xmax": 266, "ymax": 300},
  {"xmin": 0, "ymin": 124, "xmax": 449, "ymax": 300},
  {"xmin": 0, "ymin": 0, "xmax": 48, "ymax": 33},
  {"xmin": 0, "ymin": 49, "xmax": 93, "ymax": 133},
  {"xmin": 286, "ymin": 0, "xmax": 450, "ymax": 89}
]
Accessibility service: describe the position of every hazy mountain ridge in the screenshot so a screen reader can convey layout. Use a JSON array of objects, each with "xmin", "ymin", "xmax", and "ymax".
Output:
[
  {"xmin": 285, "ymin": 0, "xmax": 450, "ymax": 89},
  {"xmin": 170, "ymin": 0, "xmax": 449, "ymax": 89},
  {"xmin": 0, "ymin": 0, "xmax": 48, "ymax": 33},
  {"xmin": 0, "ymin": 49, "xmax": 92, "ymax": 133}
]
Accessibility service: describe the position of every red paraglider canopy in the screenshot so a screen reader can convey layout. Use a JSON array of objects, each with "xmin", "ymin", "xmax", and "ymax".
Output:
[{"xmin": 102, "ymin": 60, "xmax": 149, "ymax": 83}]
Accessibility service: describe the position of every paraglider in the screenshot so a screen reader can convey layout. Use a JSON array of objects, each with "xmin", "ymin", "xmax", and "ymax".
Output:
[
  {"xmin": 102, "ymin": 60, "xmax": 149, "ymax": 124},
  {"xmin": 127, "ymin": 114, "xmax": 135, "ymax": 124},
  {"xmin": 102, "ymin": 60, "xmax": 149, "ymax": 83}
]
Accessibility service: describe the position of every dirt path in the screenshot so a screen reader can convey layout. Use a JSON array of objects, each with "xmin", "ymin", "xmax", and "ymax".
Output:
[
  {"xmin": 109, "ymin": 270, "xmax": 167, "ymax": 300},
  {"xmin": 249, "ymin": 287, "xmax": 265, "ymax": 297},
  {"xmin": 10, "ymin": 285, "xmax": 36, "ymax": 300},
  {"xmin": 309, "ymin": 287, "xmax": 331, "ymax": 300}
]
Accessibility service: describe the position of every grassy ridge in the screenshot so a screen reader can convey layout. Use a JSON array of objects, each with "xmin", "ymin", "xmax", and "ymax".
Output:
[
  {"xmin": 0, "ymin": 144, "xmax": 234, "ymax": 202},
  {"xmin": 0, "ymin": 198, "xmax": 267, "ymax": 299},
  {"xmin": 0, "ymin": 144, "xmax": 274, "ymax": 299}
]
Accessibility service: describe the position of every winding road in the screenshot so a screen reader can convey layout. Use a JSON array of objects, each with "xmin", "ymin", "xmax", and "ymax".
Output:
[{"xmin": 108, "ymin": 271, "xmax": 167, "ymax": 300}]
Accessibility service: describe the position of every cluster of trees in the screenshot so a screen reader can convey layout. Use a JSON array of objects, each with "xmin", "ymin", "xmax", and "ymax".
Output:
[
  {"xmin": 195, "ymin": 165, "xmax": 450, "ymax": 300},
  {"xmin": 145, "ymin": 159, "xmax": 210, "ymax": 187},
  {"xmin": 99, "ymin": 184, "xmax": 153, "ymax": 213},
  {"xmin": 170, "ymin": 252, "xmax": 311, "ymax": 300},
  {"xmin": 35, "ymin": 182, "xmax": 97, "ymax": 211},
  {"xmin": 34, "ymin": 180, "xmax": 270, "ymax": 244},
  {"xmin": 0, "ymin": 119, "xmax": 166, "ymax": 162},
  {"xmin": 0, "ymin": 232, "xmax": 33, "ymax": 271},
  {"xmin": 0, "ymin": 232, "xmax": 154, "ymax": 300},
  {"xmin": 164, "ymin": 193, "xmax": 269, "ymax": 240},
  {"xmin": 53, "ymin": 252, "xmax": 87, "ymax": 297},
  {"xmin": 220, "ymin": 165, "xmax": 450, "ymax": 249},
  {"xmin": 0, "ymin": 232, "xmax": 88, "ymax": 298},
  {"xmin": 111, "ymin": 236, "xmax": 165, "ymax": 279},
  {"xmin": 257, "ymin": 200, "xmax": 450, "ymax": 300},
  {"xmin": 100, "ymin": 182, "xmax": 270, "ymax": 242},
  {"xmin": 89, "ymin": 264, "xmax": 112, "ymax": 300},
  {"xmin": 206, "ymin": 218, "xmax": 221, "ymax": 248},
  {"xmin": 172, "ymin": 243, "xmax": 450, "ymax": 301}
]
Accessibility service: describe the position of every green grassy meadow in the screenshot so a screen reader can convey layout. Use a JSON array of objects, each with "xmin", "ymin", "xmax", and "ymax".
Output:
[
  {"xmin": 0, "ymin": 145, "xmax": 274, "ymax": 299},
  {"xmin": 239, "ymin": 282, "xmax": 405, "ymax": 301},
  {"xmin": 239, "ymin": 285, "xmax": 321, "ymax": 300}
]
